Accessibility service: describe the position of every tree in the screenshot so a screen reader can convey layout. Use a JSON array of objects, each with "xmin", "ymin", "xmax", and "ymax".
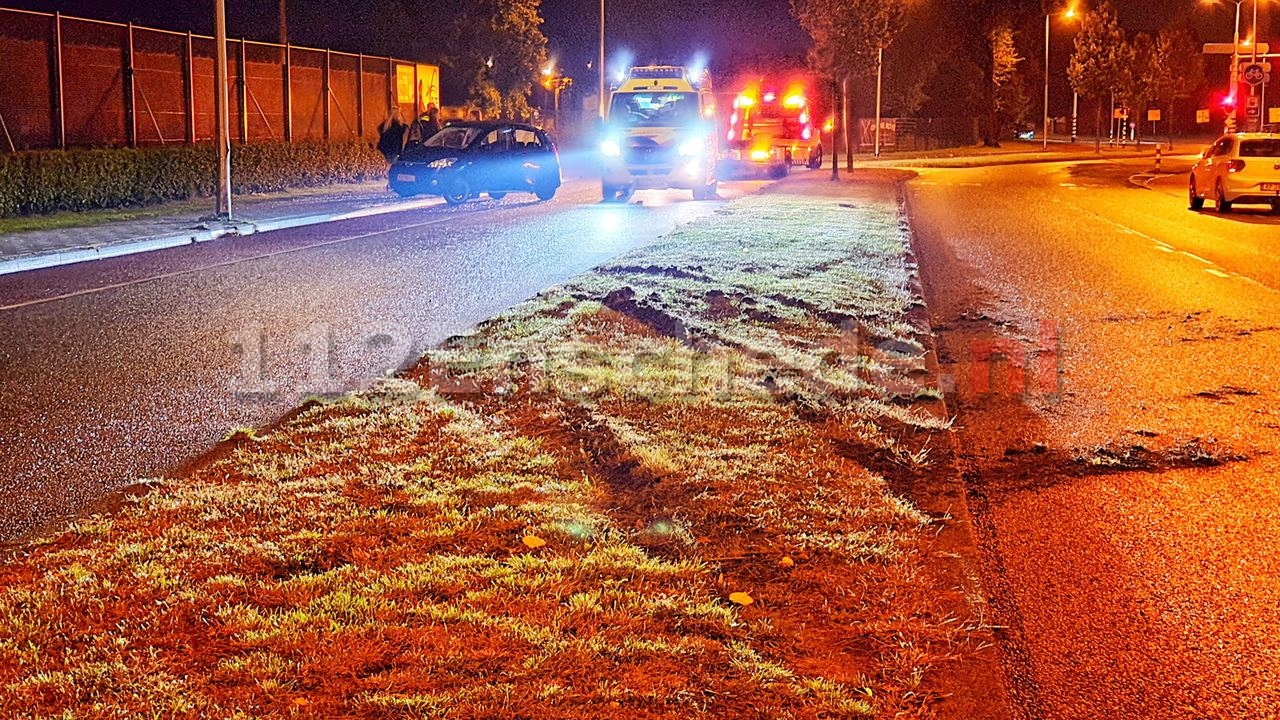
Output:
[
  {"xmin": 790, "ymin": 0, "xmax": 907, "ymax": 170},
  {"xmin": 1146, "ymin": 23, "xmax": 1206, "ymax": 146},
  {"xmin": 1068, "ymin": 0, "xmax": 1128, "ymax": 151},
  {"xmin": 946, "ymin": 0, "xmax": 1026, "ymax": 146},
  {"xmin": 991, "ymin": 25, "xmax": 1030, "ymax": 138},
  {"xmin": 1117, "ymin": 32, "xmax": 1151, "ymax": 143},
  {"xmin": 790, "ymin": 0, "xmax": 907, "ymax": 82},
  {"xmin": 446, "ymin": 0, "xmax": 548, "ymax": 120}
]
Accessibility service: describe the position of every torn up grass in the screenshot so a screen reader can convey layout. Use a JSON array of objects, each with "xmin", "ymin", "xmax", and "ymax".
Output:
[{"xmin": 0, "ymin": 184, "xmax": 984, "ymax": 718}]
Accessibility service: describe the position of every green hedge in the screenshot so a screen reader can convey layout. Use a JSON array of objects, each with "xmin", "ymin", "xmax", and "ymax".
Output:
[{"xmin": 0, "ymin": 142, "xmax": 388, "ymax": 218}]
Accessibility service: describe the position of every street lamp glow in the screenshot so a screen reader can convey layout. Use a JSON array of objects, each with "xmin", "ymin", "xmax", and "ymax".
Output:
[{"xmin": 1039, "ymin": 4, "xmax": 1080, "ymax": 150}]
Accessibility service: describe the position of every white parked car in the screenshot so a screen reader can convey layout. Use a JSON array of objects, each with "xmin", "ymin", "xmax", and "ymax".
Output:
[{"xmin": 1189, "ymin": 132, "xmax": 1280, "ymax": 213}]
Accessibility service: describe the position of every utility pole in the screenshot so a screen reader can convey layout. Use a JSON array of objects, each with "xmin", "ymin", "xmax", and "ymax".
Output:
[{"xmin": 214, "ymin": 0, "xmax": 232, "ymax": 218}]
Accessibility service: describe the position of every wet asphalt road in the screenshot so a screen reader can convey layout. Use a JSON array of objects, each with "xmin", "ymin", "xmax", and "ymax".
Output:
[
  {"xmin": 0, "ymin": 177, "xmax": 767, "ymax": 542},
  {"xmin": 907, "ymin": 156, "xmax": 1280, "ymax": 719}
]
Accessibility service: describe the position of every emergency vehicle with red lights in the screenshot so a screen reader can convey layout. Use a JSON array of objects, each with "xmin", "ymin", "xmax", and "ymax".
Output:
[{"xmin": 722, "ymin": 82, "xmax": 823, "ymax": 177}]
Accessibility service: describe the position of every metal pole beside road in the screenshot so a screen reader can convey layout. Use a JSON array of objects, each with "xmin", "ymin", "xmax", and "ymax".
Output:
[
  {"xmin": 126, "ymin": 23, "xmax": 137, "ymax": 147},
  {"xmin": 842, "ymin": 77, "xmax": 851, "ymax": 170},
  {"xmin": 185, "ymin": 32, "xmax": 197, "ymax": 143},
  {"xmin": 875, "ymin": 46, "xmax": 883, "ymax": 157},
  {"xmin": 53, "ymin": 12, "xmax": 65, "ymax": 149},
  {"xmin": 1250, "ymin": 0, "xmax": 1259, "ymax": 131},
  {"xmin": 1043, "ymin": 12, "xmax": 1050, "ymax": 150},
  {"xmin": 214, "ymin": 0, "xmax": 232, "ymax": 218},
  {"xmin": 598, "ymin": 0, "xmax": 606, "ymax": 119}
]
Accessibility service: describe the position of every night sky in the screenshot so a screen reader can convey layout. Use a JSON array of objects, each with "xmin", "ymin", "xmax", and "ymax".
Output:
[{"xmin": 0, "ymin": 0, "xmax": 1269, "ymax": 96}]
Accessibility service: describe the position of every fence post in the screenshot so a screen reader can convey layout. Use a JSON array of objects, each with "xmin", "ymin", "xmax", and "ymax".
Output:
[
  {"xmin": 238, "ymin": 40, "xmax": 249, "ymax": 142},
  {"xmin": 323, "ymin": 49, "xmax": 331, "ymax": 141},
  {"xmin": 52, "ymin": 12, "xmax": 66, "ymax": 149},
  {"xmin": 356, "ymin": 53, "xmax": 364, "ymax": 141},
  {"xmin": 413, "ymin": 62, "xmax": 420, "ymax": 116},
  {"xmin": 184, "ymin": 31, "xmax": 196, "ymax": 143},
  {"xmin": 282, "ymin": 43, "xmax": 292, "ymax": 142},
  {"xmin": 125, "ymin": 22, "xmax": 137, "ymax": 147},
  {"xmin": 387, "ymin": 57, "xmax": 395, "ymax": 118}
]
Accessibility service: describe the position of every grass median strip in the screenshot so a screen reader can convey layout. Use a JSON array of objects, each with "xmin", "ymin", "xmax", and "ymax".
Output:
[{"xmin": 0, "ymin": 182, "xmax": 984, "ymax": 718}]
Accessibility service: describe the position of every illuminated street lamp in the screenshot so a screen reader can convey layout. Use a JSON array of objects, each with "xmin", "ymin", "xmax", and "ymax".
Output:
[
  {"xmin": 1043, "ymin": 3, "xmax": 1079, "ymax": 150},
  {"xmin": 541, "ymin": 64, "xmax": 573, "ymax": 129}
]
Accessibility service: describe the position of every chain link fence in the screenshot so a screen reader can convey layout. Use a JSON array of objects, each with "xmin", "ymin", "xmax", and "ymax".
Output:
[{"xmin": 0, "ymin": 7, "xmax": 439, "ymax": 151}]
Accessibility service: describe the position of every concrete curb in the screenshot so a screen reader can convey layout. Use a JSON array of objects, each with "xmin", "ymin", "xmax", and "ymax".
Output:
[
  {"xmin": 859, "ymin": 148, "xmax": 1162, "ymax": 170},
  {"xmin": 0, "ymin": 195, "xmax": 442, "ymax": 277}
]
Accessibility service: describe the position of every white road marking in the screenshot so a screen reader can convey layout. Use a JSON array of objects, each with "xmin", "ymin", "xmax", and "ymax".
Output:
[
  {"xmin": 0, "ymin": 214, "xmax": 465, "ymax": 313},
  {"xmin": 1182, "ymin": 252, "xmax": 1213, "ymax": 265},
  {"xmin": 1206, "ymin": 268, "xmax": 1231, "ymax": 278}
]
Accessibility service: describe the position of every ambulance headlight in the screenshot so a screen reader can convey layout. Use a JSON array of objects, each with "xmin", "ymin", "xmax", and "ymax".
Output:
[{"xmin": 678, "ymin": 138, "xmax": 704, "ymax": 157}]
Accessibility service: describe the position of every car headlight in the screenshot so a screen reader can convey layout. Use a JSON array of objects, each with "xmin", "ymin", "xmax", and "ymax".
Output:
[
  {"xmin": 601, "ymin": 139, "xmax": 622, "ymax": 157},
  {"xmin": 750, "ymin": 149, "xmax": 771, "ymax": 162},
  {"xmin": 678, "ymin": 138, "xmax": 704, "ymax": 157},
  {"xmin": 427, "ymin": 157, "xmax": 456, "ymax": 169}
]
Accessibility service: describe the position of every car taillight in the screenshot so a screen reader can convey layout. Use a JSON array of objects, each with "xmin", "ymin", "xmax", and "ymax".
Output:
[{"xmin": 1227, "ymin": 159, "xmax": 1246, "ymax": 173}]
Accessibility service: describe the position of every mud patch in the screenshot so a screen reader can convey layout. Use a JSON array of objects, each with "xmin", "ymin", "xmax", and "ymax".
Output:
[
  {"xmin": 601, "ymin": 287, "xmax": 690, "ymax": 344},
  {"xmin": 1192, "ymin": 385, "xmax": 1260, "ymax": 401},
  {"xmin": 970, "ymin": 439, "xmax": 1249, "ymax": 497},
  {"xmin": 602, "ymin": 264, "xmax": 714, "ymax": 282}
]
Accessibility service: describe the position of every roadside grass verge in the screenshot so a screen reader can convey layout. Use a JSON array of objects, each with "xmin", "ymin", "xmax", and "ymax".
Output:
[{"xmin": 0, "ymin": 181, "xmax": 982, "ymax": 718}]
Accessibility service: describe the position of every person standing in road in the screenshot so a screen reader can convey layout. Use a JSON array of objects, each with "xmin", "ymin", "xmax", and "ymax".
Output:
[
  {"xmin": 410, "ymin": 104, "xmax": 441, "ymax": 144},
  {"xmin": 378, "ymin": 107, "xmax": 408, "ymax": 163}
]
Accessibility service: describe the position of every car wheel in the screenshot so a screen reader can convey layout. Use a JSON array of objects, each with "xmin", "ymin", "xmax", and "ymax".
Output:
[
  {"xmin": 602, "ymin": 182, "xmax": 633, "ymax": 203},
  {"xmin": 807, "ymin": 147, "xmax": 823, "ymax": 170},
  {"xmin": 534, "ymin": 182, "xmax": 557, "ymax": 201},
  {"xmin": 1188, "ymin": 177, "xmax": 1204, "ymax": 211},
  {"xmin": 1214, "ymin": 181, "xmax": 1232, "ymax": 213},
  {"xmin": 442, "ymin": 175, "xmax": 470, "ymax": 206},
  {"xmin": 488, "ymin": 192, "xmax": 507, "ymax": 200}
]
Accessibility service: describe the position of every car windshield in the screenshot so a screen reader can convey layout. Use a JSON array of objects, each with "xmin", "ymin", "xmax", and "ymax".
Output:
[
  {"xmin": 424, "ymin": 126, "xmax": 482, "ymax": 149},
  {"xmin": 1239, "ymin": 139, "xmax": 1280, "ymax": 157},
  {"xmin": 609, "ymin": 92, "xmax": 700, "ymax": 127}
]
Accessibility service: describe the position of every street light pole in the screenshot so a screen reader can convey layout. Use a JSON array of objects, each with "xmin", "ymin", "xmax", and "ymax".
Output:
[
  {"xmin": 1043, "ymin": 11, "xmax": 1051, "ymax": 150},
  {"xmin": 1230, "ymin": 0, "xmax": 1241, "ymax": 131},
  {"xmin": 874, "ymin": 46, "xmax": 884, "ymax": 157},
  {"xmin": 214, "ymin": 0, "xmax": 231, "ymax": 219},
  {"xmin": 598, "ymin": 0, "xmax": 606, "ymax": 120},
  {"xmin": 1250, "ymin": 0, "xmax": 1259, "ymax": 131}
]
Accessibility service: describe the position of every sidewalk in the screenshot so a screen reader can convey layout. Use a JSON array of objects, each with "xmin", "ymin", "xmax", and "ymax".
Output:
[{"xmin": 0, "ymin": 181, "xmax": 441, "ymax": 276}]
